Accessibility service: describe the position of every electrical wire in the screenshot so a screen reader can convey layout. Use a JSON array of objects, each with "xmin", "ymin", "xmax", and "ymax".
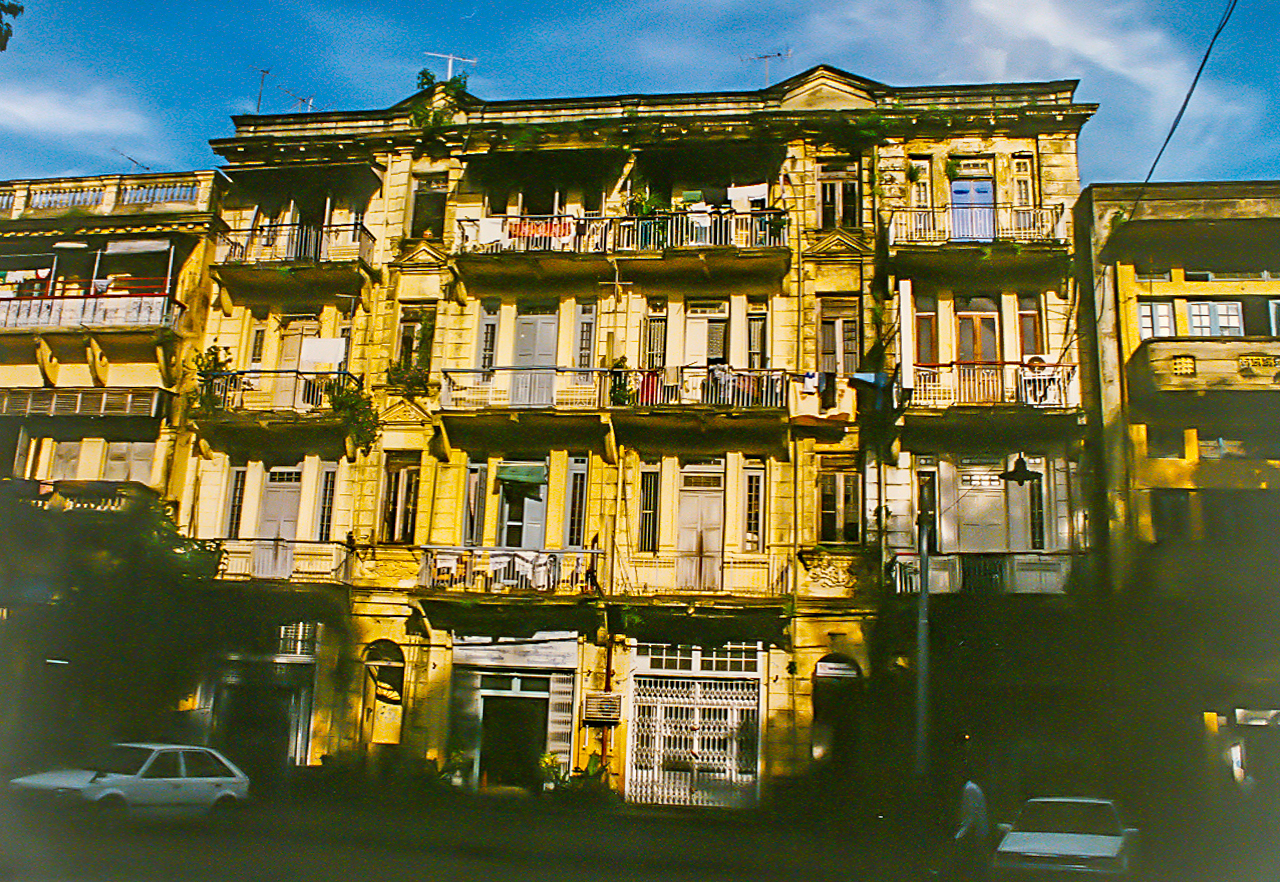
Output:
[{"xmin": 1128, "ymin": 0, "xmax": 1239, "ymax": 217}]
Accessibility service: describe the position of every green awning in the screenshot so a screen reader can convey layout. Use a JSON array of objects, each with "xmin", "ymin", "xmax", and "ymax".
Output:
[{"xmin": 495, "ymin": 463, "xmax": 547, "ymax": 485}]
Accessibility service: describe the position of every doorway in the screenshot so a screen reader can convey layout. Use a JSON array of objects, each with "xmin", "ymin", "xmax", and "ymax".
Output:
[
  {"xmin": 676, "ymin": 466, "xmax": 724, "ymax": 591},
  {"xmin": 479, "ymin": 696, "xmax": 549, "ymax": 791},
  {"xmin": 950, "ymin": 179, "xmax": 995, "ymax": 240},
  {"xmin": 512, "ymin": 311, "xmax": 557, "ymax": 406}
]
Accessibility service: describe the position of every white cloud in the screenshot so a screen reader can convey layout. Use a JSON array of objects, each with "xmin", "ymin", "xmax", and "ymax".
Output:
[{"xmin": 0, "ymin": 84, "xmax": 155, "ymax": 139}]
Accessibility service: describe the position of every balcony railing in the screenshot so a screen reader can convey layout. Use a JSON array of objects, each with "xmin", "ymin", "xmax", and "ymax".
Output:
[
  {"xmin": 215, "ymin": 223, "xmax": 374, "ymax": 266},
  {"xmin": 0, "ymin": 290, "xmax": 177, "ymax": 331},
  {"xmin": 219, "ymin": 539, "xmax": 353, "ymax": 583},
  {"xmin": 909, "ymin": 361, "xmax": 1077, "ymax": 408},
  {"xmin": 893, "ymin": 551, "xmax": 1075, "ymax": 594},
  {"xmin": 0, "ymin": 173, "xmax": 210, "ymax": 218},
  {"xmin": 625, "ymin": 551, "xmax": 794, "ymax": 595},
  {"xmin": 890, "ymin": 204, "xmax": 1066, "ymax": 244},
  {"xmin": 456, "ymin": 210, "xmax": 788, "ymax": 254},
  {"xmin": 203, "ymin": 370, "xmax": 360, "ymax": 413},
  {"xmin": 419, "ymin": 546, "xmax": 604, "ymax": 594},
  {"xmin": 439, "ymin": 366, "xmax": 790, "ymax": 410}
]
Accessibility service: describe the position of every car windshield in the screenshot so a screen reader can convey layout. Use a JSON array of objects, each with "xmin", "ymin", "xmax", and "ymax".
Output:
[
  {"xmin": 1013, "ymin": 801, "xmax": 1121, "ymax": 836},
  {"xmin": 86, "ymin": 745, "xmax": 153, "ymax": 776}
]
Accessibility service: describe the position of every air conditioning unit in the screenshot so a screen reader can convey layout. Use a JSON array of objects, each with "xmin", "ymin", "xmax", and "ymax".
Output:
[{"xmin": 581, "ymin": 691, "xmax": 622, "ymax": 726}]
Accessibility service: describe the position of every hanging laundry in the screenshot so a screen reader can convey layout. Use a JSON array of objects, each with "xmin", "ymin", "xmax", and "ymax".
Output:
[
  {"xmin": 477, "ymin": 216, "xmax": 506, "ymax": 246},
  {"xmin": 435, "ymin": 551, "xmax": 459, "ymax": 573},
  {"xmin": 802, "ymin": 371, "xmax": 818, "ymax": 395}
]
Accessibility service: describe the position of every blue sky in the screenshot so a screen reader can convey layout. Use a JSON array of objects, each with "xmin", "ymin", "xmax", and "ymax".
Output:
[{"xmin": 0, "ymin": 0, "xmax": 1275, "ymax": 185}]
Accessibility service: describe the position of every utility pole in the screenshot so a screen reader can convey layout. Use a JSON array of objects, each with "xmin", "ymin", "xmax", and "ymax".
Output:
[
  {"xmin": 423, "ymin": 51, "xmax": 477, "ymax": 81},
  {"xmin": 915, "ymin": 512, "xmax": 931, "ymax": 783}
]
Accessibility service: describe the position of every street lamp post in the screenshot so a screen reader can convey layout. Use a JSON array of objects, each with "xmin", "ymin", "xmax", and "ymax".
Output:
[{"xmin": 915, "ymin": 511, "xmax": 932, "ymax": 784}]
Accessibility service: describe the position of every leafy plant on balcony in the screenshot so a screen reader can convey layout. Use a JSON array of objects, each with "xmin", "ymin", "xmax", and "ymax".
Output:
[
  {"xmin": 326, "ymin": 381, "xmax": 381, "ymax": 456},
  {"xmin": 190, "ymin": 345, "xmax": 231, "ymax": 414},
  {"xmin": 386, "ymin": 361, "xmax": 436, "ymax": 400}
]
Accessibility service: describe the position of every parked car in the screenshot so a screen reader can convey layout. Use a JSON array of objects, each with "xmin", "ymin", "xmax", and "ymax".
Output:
[
  {"xmin": 8, "ymin": 743, "xmax": 250, "ymax": 820},
  {"xmin": 993, "ymin": 797, "xmax": 1137, "ymax": 879}
]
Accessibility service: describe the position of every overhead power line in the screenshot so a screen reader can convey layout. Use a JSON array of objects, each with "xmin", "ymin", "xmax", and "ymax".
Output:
[{"xmin": 1130, "ymin": 0, "xmax": 1239, "ymax": 216}]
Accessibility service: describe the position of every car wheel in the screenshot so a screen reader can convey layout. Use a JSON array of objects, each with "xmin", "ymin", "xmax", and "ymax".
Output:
[
  {"xmin": 92, "ymin": 795, "xmax": 128, "ymax": 827},
  {"xmin": 209, "ymin": 797, "xmax": 242, "ymax": 826}
]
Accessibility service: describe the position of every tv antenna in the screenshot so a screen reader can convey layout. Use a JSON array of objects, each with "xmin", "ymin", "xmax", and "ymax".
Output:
[
  {"xmin": 423, "ymin": 51, "xmax": 477, "ymax": 80},
  {"xmin": 250, "ymin": 66, "xmax": 270, "ymax": 113},
  {"xmin": 279, "ymin": 84, "xmax": 320, "ymax": 113},
  {"xmin": 744, "ymin": 50, "xmax": 791, "ymax": 86},
  {"xmin": 111, "ymin": 148, "xmax": 151, "ymax": 172}
]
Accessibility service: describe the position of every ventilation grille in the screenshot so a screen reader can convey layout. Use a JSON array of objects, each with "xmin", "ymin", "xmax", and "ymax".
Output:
[
  {"xmin": 0, "ymin": 388, "xmax": 164, "ymax": 417},
  {"xmin": 581, "ymin": 691, "xmax": 623, "ymax": 726}
]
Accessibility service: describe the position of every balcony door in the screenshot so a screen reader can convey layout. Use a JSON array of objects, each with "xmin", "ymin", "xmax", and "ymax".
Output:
[
  {"xmin": 512, "ymin": 312, "xmax": 557, "ymax": 406},
  {"xmin": 950, "ymin": 179, "xmax": 994, "ymax": 241},
  {"xmin": 676, "ymin": 467, "xmax": 724, "ymax": 591},
  {"xmin": 956, "ymin": 297, "xmax": 1002, "ymax": 403},
  {"xmin": 257, "ymin": 468, "xmax": 302, "ymax": 578},
  {"xmin": 274, "ymin": 320, "xmax": 320, "ymax": 409},
  {"xmin": 500, "ymin": 466, "xmax": 547, "ymax": 549}
]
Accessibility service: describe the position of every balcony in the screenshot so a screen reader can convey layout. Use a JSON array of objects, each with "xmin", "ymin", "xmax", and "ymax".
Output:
[
  {"xmin": 0, "ymin": 172, "xmax": 212, "ymax": 220},
  {"xmin": 215, "ymin": 222, "xmax": 374, "ymax": 266},
  {"xmin": 440, "ymin": 366, "xmax": 790, "ymax": 411},
  {"xmin": 1132, "ymin": 337, "xmax": 1280, "ymax": 395},
  {"xmin": 219, "ymin": 539, "xmax": 353, "ymax": 583},
  {"xmin": 890, "ymin": 204, "xmax": 1066, "ymax": 245},
  {"xmin": 202, "ymin": 370, "xmax": 360, "ymax": 413},
  {"xmin": 908, "ymin": 361, "xmax": 1078, "ymax": 409},
  {"xmin": 893, "ymin": 551, "xmax": 1075, "ymax": 594},
  {"xmin": 0, "ymin": 288, "xmax": 176, "ymax": 332},
  {"xmin": 624, "ymin": 551, "xmax": 793, "ymax": 596},
  {"xmin": 419, "ymin": 546, "xmax": 605, "ymax": 594},
  {"xmin": 456, "ymin": 210, "xmax": 788, "ymax": 255}
]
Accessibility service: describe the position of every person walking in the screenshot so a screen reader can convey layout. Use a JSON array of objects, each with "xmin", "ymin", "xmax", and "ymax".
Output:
[{"xmin": 954, "ymin": 774, "xmax": 990, "ymax": 882}]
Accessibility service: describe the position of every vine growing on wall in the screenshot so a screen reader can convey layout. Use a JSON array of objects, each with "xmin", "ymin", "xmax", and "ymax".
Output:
[
  {"xmin": 190, "ymin": 345, "xmax": 231, "ymax": 414},
  {"xmin": 410, "ymin": 71, "xmax": 469, "ymax": 134},
  {"xmin": 326, "ymin": 382, "xmax": 381, "ymax": 456}
]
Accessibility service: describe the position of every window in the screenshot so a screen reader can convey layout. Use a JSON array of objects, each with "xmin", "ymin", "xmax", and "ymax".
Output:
[
  {"xmin": 643, "ymin": 301, "xmax": 667, "ymax": 370},
  {"xmin": 819, "ymin": 298, "xmax": 860, "ymax": 374},
  {"xmin": 747, "ymin": 309, "xmax": 767, "ymax": 370},
  {"xmin": 1189, "ymin": 301, "xmax": 1243, "ymax": 337},
  {"xmin": 143, "ymin": 751, "xmax": 181, "ymax": 779},
  {"xmin": 818, "ymin": 160, "xmax": 859, "ymax": 230},
  {"xmin": 701, "ymin": 643, "xmax": 759, "ymax": 673},
  {"xmin": 818, "ymin": 471, "xmax": 860, "ymax": 544},
  {"xmin": 637, "ymin": 643, "xmax": 694, "ymax": 671},
  {"xmin": 1138, "ymin": 301, "xmax": 1175, "ymax": 340},
  {"xmin": 103, "ymin": 441, "xmax": 154, "ymax": 483},
  {"xmin": 411, "ymin": 174, "xmax": 448, "ymax": 240},
  {"xmin": 382, "ymin": 455, "xmax": 420, "ymax": 544},
  {"xmin": 915, "ymin": 291, "xmax": 938, "ymax": 364},
  {"xmin": 743, "ymin": 461, "xmax": 765, "ymax": 552},
  {"xmin": 49, "ymin": 440, "xmax": 80, "ymax": 480},
  {"xmin": 685, "ymin": 300, "xmax": 728, "ymax": 365},
  {"xmin": 909, "ymin": 157, "xmax": 932, "ymax": 207},
  {"xmin": 279, "ymin": 621, "xmax": 318, "ymax": 655},
  {"xmin": 224, "ymin": 467, "xmax": 247, "ymax": 538},
  {"xmin": 1018, "ymin": 293, "xmax": 1043, "ymax": 357},
  {"xmin": 397, "ymin": 309, "xmax": 434, "ymax": 371},
  {"xmin": 1028, "ymin": 470, "xmax": 1046, "ymax": 551},
  {"xmin": 565, "ymin": 457, "xmax": 589, "ymax": 549},
  {"xmin": 1012, "ymin": 156, "xmax": 1034, "ymax": 207},
  {"xmin": 465, "ymin": 462, "xmax": 488, "ymax": 547},
  {"xmin": 575, "ymin": 301, "xmax": 596, "ymax": 382},
  {"xmin": 477, "ymin": 301, "xmax": 499, "ymax": 378},
  {"xmin": 917, "ymin": 469, "xmax": 939, "ymax": 553},
  {"xmin": 956, "ymin": 295, "xmax": 1001, "ymax": 362},
  {"xmin": 182, "ymin": 750, "xmax": 235, "ymax": 779},
  {"xmin": 316, "ymin": 465, "xmax": 337, "ymax": 541},
  {"xmin": 638, "ymin": 464, "xmax": 660, "ymax": 553},
  {"xmin": 249, "ymin": 321, "xmax": 267, "ymax": 367}
]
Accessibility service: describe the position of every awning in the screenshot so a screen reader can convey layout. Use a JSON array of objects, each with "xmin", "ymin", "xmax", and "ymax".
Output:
[
  {"xmin": 105, "ymin": 239, "xmax": 171, "ymax": 255},
  {"xmin": 495, "ymin": 463, "xmax": 547, "ymax": 485}
]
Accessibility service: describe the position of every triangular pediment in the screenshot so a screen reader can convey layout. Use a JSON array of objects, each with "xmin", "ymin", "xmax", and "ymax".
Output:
[
  {"xmin": 395, "ymin": 241, "xmax": 450, "ymax": 266},
  {"xmin": 381, "ymin": 396, "xmax": 434, "ymax": 424},
  {"xmin": 777, "ymin": 67, "xmax": 879, "ymax": 112},
  {"xmin": 808, "ymin": 228, "xmax": 874, "ymax": 256}
]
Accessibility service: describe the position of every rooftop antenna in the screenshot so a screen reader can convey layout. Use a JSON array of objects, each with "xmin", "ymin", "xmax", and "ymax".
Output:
[
  {"xmin": 743, "ymin": 50, "xmax": 791, "ymax": 87},
  {"xmin": 111, "ymin": 148, "xmax": 151, "ymax": 172},
  {"xmin": 423, "ymin": 51, "xmax": 477, "ymax": 81},
  {"xmin": 278, "ymin": 84, "xmax": 318, "ymax": 113},
  {"xmin": 250, "ymin": 66, "xmax": 270, "ymax": 113}
]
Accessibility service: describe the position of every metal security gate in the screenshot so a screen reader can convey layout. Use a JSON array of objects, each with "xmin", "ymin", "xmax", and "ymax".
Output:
[{"xmin": 627, "ymin": 676, "xmax": 760, "ymax": 808}]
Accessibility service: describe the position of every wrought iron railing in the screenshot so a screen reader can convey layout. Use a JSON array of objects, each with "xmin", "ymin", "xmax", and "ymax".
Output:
[
  {"xmin": 203, "ymin": 370, "xmax": 360, "ymax": 412},
  {"xmin": 419, "ymin": 546, "xmax": 605, "ymax": 594},
  {"xmin": 909, "ymin": 361, "xmax": 1077, "ymax": 408},
  {"xmin": 890, "ymin": 204, "xmax": 1066, "ymax": 244},
  {"xmin": 216, "ymin": 222, "xmax": 375, "ymax": 266},
  {"xmin": 893, "ymin": 551, "xmax": 1075, "ymax": 594},
  {"xmin": 219, "ymin": 539, "xmax": 353, "ymax": 583},
  {"xmin": 439, "ymin": 366, "xmax": 790, "ymax": 410},
  {"xmin": 456, "ymin": 210, "xmax": 788, "ymax": 254},
  {"xmin": 0, "ymin": 290, "xmax": 176, "ymax": 330}
]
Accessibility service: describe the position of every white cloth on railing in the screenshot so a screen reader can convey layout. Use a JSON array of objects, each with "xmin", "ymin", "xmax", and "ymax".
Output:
[
  {"xmin": 802, "ymin": 371, "xmax": 818, "ymax": 394},
  {"xmin": 687, "ymin": 204, "xmax": 713, "ymax": 228},
  {"xmin": 728, "ymin": 183, "xmax": 768, "ymax": 211},
  {"xmin": 487, "ymin": 551, "xmax": 513, "ymax": 573},
  {"xmin": 477, "ymin": 217, "xmax": 506, "ymax": 245},
  {"xmin": 435, "ymin": 551, "xmax": 459, "ymax": 572},
  {"xmin": 512, "ymin": 550, "xmax": 552, "ymax": 590},
  {"xmin": 92, "ymin": 279, "xmax": 111, "ymax": 295}
]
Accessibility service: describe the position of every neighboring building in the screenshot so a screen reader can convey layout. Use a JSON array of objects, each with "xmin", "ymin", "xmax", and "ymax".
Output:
[
  {"xmin": 1075, "ymin": 182, "xmax": 1280, "ymax": 806},
  {"xmin": 0, "ymin": 66, "xmax": 1102, "ymax": 807}
]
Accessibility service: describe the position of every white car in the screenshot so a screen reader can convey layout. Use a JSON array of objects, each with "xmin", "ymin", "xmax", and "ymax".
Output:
[
  {"xmin": 8, "ymin": 742, "xmax": 250, "ymax": 820},
  {"xmin": 993, "ymin": 797, "xmax": 1137, "ymax": 879}
]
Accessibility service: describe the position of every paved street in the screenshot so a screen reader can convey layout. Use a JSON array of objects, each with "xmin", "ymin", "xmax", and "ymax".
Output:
[{"xmin": 2, "ymin": 792, "xmax": 1278, "ymax": 882}]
